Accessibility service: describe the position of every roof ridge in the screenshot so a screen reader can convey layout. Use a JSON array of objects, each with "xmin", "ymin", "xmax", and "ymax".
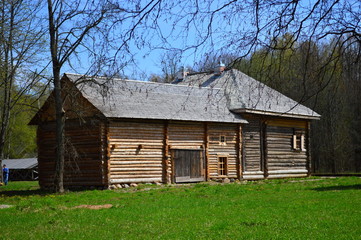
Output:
[{"xmin": 64, "ymin": 73, "xmax": 223, "ymax": 91}]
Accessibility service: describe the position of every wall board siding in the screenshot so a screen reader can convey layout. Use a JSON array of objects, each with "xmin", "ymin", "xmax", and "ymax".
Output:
[
  {"xmin": 37, "ymin": 120, "xmax": 104, "ymax": 188},
  {"xmin": 266, "ymin": 119, "xmax": 307, "ymax": 129},
  {"xmin": 108, "ymin": 121, "xmax": 164, "ymax": 183},
  {"xmin": 241, "ymin": 114, "xmax": 310, "ymax": 179},
  {"xmin": 168, "ymin": 122, "xmax": 204, "ymax": 182},
  {"xmin": 208, "ymin": 123, "xmax": 238, "ymax": 178},
  {"xmin": 242, "ymin": 117, "xmax": 263, "ymax": 172},
  {"xmin": 31, "ymin": 80, "xmax": 102, "ymax": 124},
  {"xmin": 38, "ymin": 113, "xmax": 311, "ymax": 187},
  {"xmin": 266, "ymin": 125, "xmax": 307, "ymax": 176}
]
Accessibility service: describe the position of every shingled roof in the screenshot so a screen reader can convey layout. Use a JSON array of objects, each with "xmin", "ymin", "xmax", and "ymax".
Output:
[
  {"xmin": 177, "ymin": 69, "xmax": 320, "ymax": 120},
  {"xmin": 2, "ymin": 158, "xmax": 38, "ymax": 169},
  {"xmin": 65, "ymin": 73, "xmax": 246, "ymax": 123}
]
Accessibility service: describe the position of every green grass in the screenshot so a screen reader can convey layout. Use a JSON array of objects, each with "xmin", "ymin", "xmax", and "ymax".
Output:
[{"xmin": 0, "ymin": 177, "xmax": 360, "ymax": 239}]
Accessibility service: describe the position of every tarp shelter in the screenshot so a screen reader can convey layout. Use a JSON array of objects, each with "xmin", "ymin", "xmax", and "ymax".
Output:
[{"xmin": 2, "ymin": 158, "xmax": 38, "ymax": 181}]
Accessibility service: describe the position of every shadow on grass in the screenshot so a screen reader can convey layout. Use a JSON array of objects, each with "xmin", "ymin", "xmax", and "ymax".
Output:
[
  {"xmin": 0, "ymin": 189, "xmax": 52, "ymax": 197},
  {"xmin": 0, "ymin": 187, "xmax": 100, "ymax": 197},
  {"xmin": 312, "ymin": 184, "xmax": 361, "ymax": 191}
]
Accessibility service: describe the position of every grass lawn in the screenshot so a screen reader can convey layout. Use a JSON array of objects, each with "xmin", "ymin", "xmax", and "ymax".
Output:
[{"xmin": 0, "ymin": 177, "xmax": 360, "ymax": 239}]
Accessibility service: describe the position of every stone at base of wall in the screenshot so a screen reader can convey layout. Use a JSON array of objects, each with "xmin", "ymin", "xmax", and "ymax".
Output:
[
  {"xmin": 108, "ymin": 178, "xmax": 248, "ymax": 189},
  {"xmin": 211, "ymin": 178, "xmax": 236, "ymax": 183},
  {"xmin": 110, "ymin": 182, "xmax": 161, "ymax": 189},
  {"xmin": 222, "ymin": 178, "xmax": 230, "ymax": 183}
]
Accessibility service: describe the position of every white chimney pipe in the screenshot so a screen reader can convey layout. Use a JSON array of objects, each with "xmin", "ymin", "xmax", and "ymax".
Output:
[{"xmin": 215, "ymin": 61, "xmax": 226, "ymax": 75}]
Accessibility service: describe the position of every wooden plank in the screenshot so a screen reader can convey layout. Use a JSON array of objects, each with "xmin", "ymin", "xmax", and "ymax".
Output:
[
  {"xmin": 261, "ymin": 121, "xmax": 268, "ymax": 178},
  {"xmin": 242, "ymin": 175, "xmax": 265, "ymax": 180},
  {"xmin": 236, "ymin": 123, "xmax": 242, "ymax": 180},
  {"xmin": 110, "ymin": 160, "xmax": 163, "ymax": 164},
  {"xmin": 266, "ymin": 119, "xmax": 307, "ymax": 129},
  {"xmin": 108, "ymin": 120, "xmax": 164, "ymax": 183},
  {"xmin": 268, "ymin": 169, "xmax": 308, "ymax": 174},
  {"xmin": 170, "ymin": 149, "xmax": 175, "ymax": 183},
  {"xmin": 265, "ymin": 122, "xmax": 308, "ymax": 176},
  {"xmin": 110, "ymin": 167, "xmax": 163, "ymax": 171},
  {"xmin": 207, "ymin": 123, "xmax": 239, "ymax": 179},
  {"xmin": 37, "ymin": 119, "xmax": 105, "ymax": 188},
  {"xmin": 267, "ymin": 173, "xmax": 308, "ymax": 179},
  {"xmin": 243, "ymin": 117, "xmax": 262, "ymax": 172},
  {"xmin": 306, "ymin": 121, "xmax": 312, "ymax": 176},
  {"xmin": 172, "ymin": 149, "xmax": 205, "ymax": 183},
  {"xmin": 163, "ymin": 121, "xmax": 169, "ymax": 183},
  {"xmin": 110, "ymin": 178, "xmax": 162, "ymax": 184},
  {"xmin": 204, "ymin": 122, "xmax": 210, "ymax": 181},
  {"xmin": 110, "ymin": 173, "xmax": 163, "ymax": 177}
]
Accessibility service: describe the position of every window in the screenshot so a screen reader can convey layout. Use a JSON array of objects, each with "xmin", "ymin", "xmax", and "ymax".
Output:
[
  {"xmin": 219, "ymin": 135, "xmax": 226, "ymax": 145},
  {"xmin": 293, "ymin": 133, "xmax": 305, "ymax": 151},
  {"xmin": 218, "ymin": 156, "xmax": 228, "ymax": 176}
]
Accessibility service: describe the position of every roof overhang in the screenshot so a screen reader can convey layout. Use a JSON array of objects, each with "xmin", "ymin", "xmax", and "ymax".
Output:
[
  {"xmin": 106, "ymin": 116, "xmax": 248, "ymax": 124},
  {"xmin": 2, "ymin": 158, "xmax": 38, "ymax": 169},
  {"xmin": 232, "ymin": 109, "xmax": 321, "ymax": 120}
]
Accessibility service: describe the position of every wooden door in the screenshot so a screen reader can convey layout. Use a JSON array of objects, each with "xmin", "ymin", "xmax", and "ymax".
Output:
[{"xmin": 172, "ymin": 149, "xmax": 205, "ymax": 183}]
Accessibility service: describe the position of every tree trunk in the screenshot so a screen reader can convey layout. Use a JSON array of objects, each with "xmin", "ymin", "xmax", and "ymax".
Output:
[
  {"xmin": 0, "ymin": 1, "xmax": 15, "ymax": 183},
  {"xmin": 47, "ymin": 0, "xmax": 64, "ymax": 193},
  {"xmin": 53, "ymin": 68, "xmax": 65, "ymax": 193}
]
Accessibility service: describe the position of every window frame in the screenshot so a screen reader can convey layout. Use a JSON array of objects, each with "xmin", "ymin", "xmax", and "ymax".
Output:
[
  {"xmin": 292, "ymin": 132, "xmax": 306, "ymax": 151},
  {"xmin": 218, "ymin": 155, "xmax": 228, "ymax": 176},
  {"xmin": 219, "ymin": 135, "xmax": 226, "ymax": 145}
]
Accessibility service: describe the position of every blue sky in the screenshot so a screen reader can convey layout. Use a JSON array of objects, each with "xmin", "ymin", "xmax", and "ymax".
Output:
[
  {"xmin": 60, "ymin": 0, "xmax": 250, "ymax": 79},
  {"xmin": 56, "ymin": 0, "xmax": 357, "ymax": 80}
]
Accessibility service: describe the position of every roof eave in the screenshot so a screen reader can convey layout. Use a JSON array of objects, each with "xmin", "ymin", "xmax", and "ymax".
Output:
[
  {"xmin": 105, "ymin": 116, "xmax": 248, "ymax": 124},
  {"xmin": 232, "ymin": 109, "xmax": 321, "ymax": 120}
]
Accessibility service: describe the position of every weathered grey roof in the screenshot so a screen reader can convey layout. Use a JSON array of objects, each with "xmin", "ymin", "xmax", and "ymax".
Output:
[
  {"xmin": 2, "ymin": 158, "xmax": 38, "ymax": 169},
  {"xmin": 178, "ymin": 69, "xmax": 320, "ymax": 119},
  {"xmin": 65, "ymin": 73, "xmax": 247, "ymax": 123}
]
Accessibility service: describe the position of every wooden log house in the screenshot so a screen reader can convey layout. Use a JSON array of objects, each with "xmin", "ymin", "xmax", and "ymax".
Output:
[{"xmin": 29, "ymin": 68, "xmax": 320, "ymax": 189}]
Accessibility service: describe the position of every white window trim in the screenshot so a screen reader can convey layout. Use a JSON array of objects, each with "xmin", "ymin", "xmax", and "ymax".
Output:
[
  {"xmin": 219, "ymin": 135, "xmax": 226, "ymax": 145},
  {"xmin": 218, "ymin": 155, "xmax": 228, "ymax": 176},
  {"xmin": 293, "ymin": 134, "xmax": 306, "ymax": 151}
]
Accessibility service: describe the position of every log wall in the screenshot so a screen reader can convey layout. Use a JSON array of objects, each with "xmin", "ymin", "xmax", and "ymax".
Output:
[
  {"xmin": 37, "ymin": 119, "xmax": 105, "ymax": 188},
  {"xmin": 30, "ymin": 79, "xmax": 102, "ymax": 124},
  {"xmin": 108, "ymin": 120, "xmax": 241, "ymax": 184},
  {"xmin": 167, "ymin": 122, "xmax": 205, "ymax": 182},
  {"xmin": 266, "ymin": 120, "xmax": 308, "ymax": 178},
  {"xmin": 242, "ymin": 116, "xmax": 264, "ymax": 179},
  {"xmin": 108, "ymin": 121, "xmax": 164, "ymax": 184},
  {"xmin": 168, "ymin": 122, "xmax": 204, "ymax": 149},
  {"xmin": 37, "ymin": 115, "xmax": 311, "ymax": 188},
  {"xmin": 241, "ymin": 115, "xmax": 310, "ymax": 179},
  {"xmin": 208, "ymin": 123, "xmax": 238, "ymax": 179}
]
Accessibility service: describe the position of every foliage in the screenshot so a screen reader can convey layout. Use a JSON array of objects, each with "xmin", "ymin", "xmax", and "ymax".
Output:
[
  {"xmin": 1, "ymin": 0, "xmax": 360, "ymax": 178},
  {"xmin": 5, "ymin": 110, "xmax": 36, "ymax": 158},
  {"xmin": 0, "ymin": 0, "xmax": 46, "ymax": 161},
  {"xmin": 0, "ymin": 80, "xmax": 50, "ymax": 159},
  {"xmin": 234, "ymin": 34, "xmax": 361, "ymax": 174},
  {"xmin": 0, "ymin": 177, "xmax": 360, "ymax": 239}
]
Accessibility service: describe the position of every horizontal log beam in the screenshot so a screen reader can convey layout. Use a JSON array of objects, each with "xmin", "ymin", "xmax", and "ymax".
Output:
[{"xmin": 110, "ymin": 178, "xmax": 162, "ymax": 183}]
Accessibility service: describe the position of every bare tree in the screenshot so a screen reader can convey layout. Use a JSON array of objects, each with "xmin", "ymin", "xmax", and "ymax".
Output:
[
  {"xmin": 46, "ymin": 0, "xmax": 115, "ymax": 192},
  {"xmin": 195, "ymin": 53, "xmax": 238, "ymax": 72},
  {"xmin": 42, "ymin": 0, "xmax": 361, "ymax": 190},
  {"xmin": 45, "ymin": 0, "xmax": 168, "ymax": 192},
  {"xmin": 159, "ymin": 50, "xmax": 182, "ymax": 83},
  {"xmin": 0, "ymin": 0, "xmax": 45, "ymax": 182},
  {"xmin": 123, "ymin": 1, "xmax": 360, "ymax": 80}
]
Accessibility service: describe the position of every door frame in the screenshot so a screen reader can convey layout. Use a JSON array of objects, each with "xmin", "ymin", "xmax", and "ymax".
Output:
[{"xmin": 171, "ymin": 149, "xmax": 205, "ymax": 183}]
